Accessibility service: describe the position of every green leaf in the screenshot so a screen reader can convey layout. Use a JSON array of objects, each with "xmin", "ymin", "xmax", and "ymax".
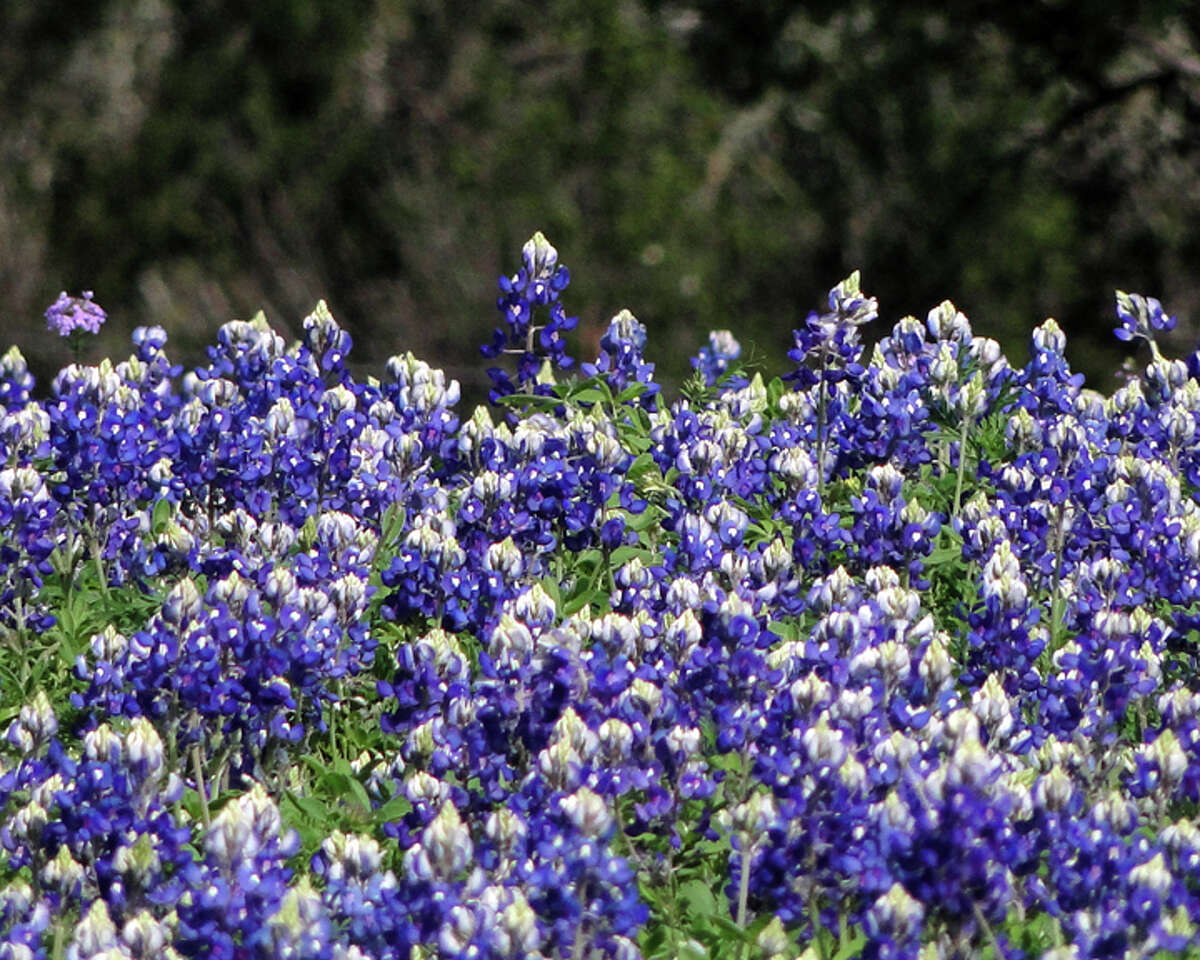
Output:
[
  {"xmin": 538, "ymin": 576, "xmax": 563, "ymax": 608},
  {"xmin": 766, "ymin": 376, "xmax": 787, "ymax": 409},
  {"xmin": 707, "ymin": 915, "xmax": 751, "ymax": 944},
  {"xmin": 571, "ymin": 549, "xmax": 604, "ymax": 574},
  {"xmin": 151, "ymin": 498, "xmax": 172, "ymax": 536},
  {"xmin": 302, "ymin": 754, "xmax": 331, "ymax": 777},
  {"xmin": 627, "ymin": 452, "xmax": 658, "ymax": 480},
  {"xmin": 298, "ymin": 513, "xmax": 318, "ymax": 550},
  {"xmin": 494, "ymin": 392, "xmax": 561, "ymax": 408},
  {"xmin": 767, "ymin": 620, "xmax": 800, "ymax": 643},
  {"xmin": 56, "ymin": 627, "xmax": 85, "ymax": 668},
  {"xmin": 563, "ymin": 588, "xmax": 606, "ymax": 618},
  {"xmin": 345, "ymin": 777, "xmax": 373, "ymax": 818},
  {"xmin": 831, "ymin": 930, "xmax": 868, "ymax": 960},
  {"xmin": 379, "ymin": 502, "xmax": 407, "ymax": 547},
  {"xmin": 625, "ymin": 506, "xmax": 666, "ymax": 533},
  {"xmin": 616, "ymin": 382, "xmax": 649, "ymax": 404},
  {"xmin": 927, "ymin": 543, "xmax": 964, "ymax": 566},
  {"xmin": 619, "ymin": 431, "xmax": 653, "ymax": 454},
  {"xmin": 678, "ymin": 878, "xmax": 719, "ymax": 918},
  {"xmin": 569, "ymin": 388, "xmax": 609, "ymax": 406},
  {"xmin": 609, "ymin": 546, "xmax": 656, "ymax": 566},
  {"xmin": 373, "ymin": 795, "xmax": 413, "ymax": 823},
  {"xmin": 180, "ymin": 788, "xmax": 206, "ymax": 823},
  {"xmin": 283, "ymin": 789, "xmax": 330, "ymax": 824}
]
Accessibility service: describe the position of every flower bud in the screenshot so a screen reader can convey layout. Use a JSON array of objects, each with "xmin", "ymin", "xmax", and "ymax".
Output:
[
  {"xmin": 121, "ymin": 910, "xmax": 170, "ymax": 957},
  {"xmin": 112, "ymin": 832, "xmax": 162, "ymax": 886},
  {"xmin": 501, "ymin": 891, "xmax": 540, "ymax": 955},
  {"xmin": 422, "ymin": 801, "xmax": 473, "ymax": 878},
  {"xmin": 268, "ymin": 878, "xmax": 327, "ymax": 955},
  {"xmin": 70, "ymin": 900, "xmax": 118, "ymax": 958},
  {"xmin": 485, "ymin": 537, "xmax": 524, "ymax": 579},
  {"xmin": 84, "ymin": 725, "xmax": 122, "ymax": 764},
  {"xmin": 1148, "ymin": 730, "xmax": 1188, "ymax": 785},
  {"xmin": 41, "ymin": 845, "xmax": 84, "ymax": 897},
  {"xmin": 1034, "ymin": 766, "xmax": 1074, "ymax": 812},
  {"xmin": 802, "ymin": 715, "xmax": 846, "ymax": 769},
  {"xmin": 867, "ymin": 882, "xmax": 925, "ymax": 941},
  {"xmin": 562, "ymin": 786, "xmax": 612, "ymax": 838},
  {"xmin": 438, "ymin": 905, "xmax": 477, "ymax": 956},
  {"xmin": 162, "ymin": 578, "xmax": 203, "ymax": 626},
  {"xmin": 757, "ymin": 915, "xmax": 791, "ymax": 959},
  {"xmin": 732, "ymin": 791, "xmax": 777, "ymax": 835},
  {"xmin": 1129, "ymin": 852, "xmax": 1173, "ymax": 898},
  {"xmin": 513, "ymin": 583, "xmax": 557, "ymax": 628},
  {"xmin": 927, "ymin": 300, "xmax": 970, "ymax": 342}
]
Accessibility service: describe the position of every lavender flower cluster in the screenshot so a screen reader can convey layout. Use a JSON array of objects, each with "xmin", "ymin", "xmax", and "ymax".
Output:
[
  {"xmin": 44, "ymin": 292, "xmax": 107, "ymax": 339},
  {"xmin": 1, "ymin": 239, "xmax": 1199, "ymax": 959}
]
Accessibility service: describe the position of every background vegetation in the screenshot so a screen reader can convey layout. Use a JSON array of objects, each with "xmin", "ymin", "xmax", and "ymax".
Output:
[{"xmin": 3, "ymin": 0, "xmax": 1199, "ymax": 403}]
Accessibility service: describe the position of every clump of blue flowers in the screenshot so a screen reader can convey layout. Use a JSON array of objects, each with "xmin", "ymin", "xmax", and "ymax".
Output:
[
  {"xmin": 6, "ymin": 237, "xmax": 1200, "ymax": 959},
  {"xmin": 481, "ymin": 231, "xmax": 577, "ymax": 401},
  {"xmin": 691, "ymin": 330, "xmax": 741, "ymax": 386}
]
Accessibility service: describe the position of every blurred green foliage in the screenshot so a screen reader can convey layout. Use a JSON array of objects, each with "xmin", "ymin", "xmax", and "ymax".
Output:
[{"xmin": 3, "ymin": 0, "xmax": 1199, "ymax": 404}]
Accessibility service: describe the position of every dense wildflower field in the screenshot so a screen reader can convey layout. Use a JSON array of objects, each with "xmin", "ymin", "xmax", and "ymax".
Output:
[{"xmin": 2, "ymin": 234, "xmax": 1200, "ymax": 960}]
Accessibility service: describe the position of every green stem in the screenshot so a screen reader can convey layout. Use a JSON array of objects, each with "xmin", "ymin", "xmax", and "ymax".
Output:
[
  {"xmin": 192, "ymin": 743, "xmax": 212, "ymax": 828},
  {"xmin": 51, "ymin": 917, "xmax": 65, "ymax": 960},
  {"xmin": 972, "ymin": 901, "xmax": 1007, "ymax": 959},
  {"xmin": 815, "ymin": 354, "xmax": 829, "ymax": 502},
  {"xmin": 166, "ymin": 698, "xmax": 178, "ymax": 771},
  {"xmin": 952, "ymin": 411, "xmax": 971, "ymax": 519},
  {"xmin": 329, "ymin": 695, "xmax": 339, "ymax": 762},
  {"xmin": 1048, "ymin": 501, "xmax": 1066, "ymax": 651},
  {"xmin": 615, "ymin": 813, "xmax": 653, "ymax": 878},
  {"xmin": 571, "ymin": 885, "xmax": 590, "ymax": 960},
  {"xmin": 733, "ymin": 742, "xmax": 756, "ymax": 957},
  {"xmin": 90, "ymin": 539, "xmax": 111, "ymax": 604},
  {"xmin": 12, "ymin": 596, "xmax": 26, "ymax": 647},
  {"xmin": 736, "ymin": 837, "xmax": 752, "ymax": 929}
]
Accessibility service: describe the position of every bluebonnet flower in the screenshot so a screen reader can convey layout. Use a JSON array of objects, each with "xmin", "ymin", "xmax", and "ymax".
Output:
[
  {"xmin": 1115, "ymin": 290, "xmax": 1176, "ymax": 350},
  {"xmin": 0, "ymin": 709, "xmax": 195, "ymax": 951},
  {"xmin": 960, "ymin": 536, "xmax": 1043, "ymax": 691},
  {"xmin": 691, "ymin": 330, "xmax": 741, "ymax": 387},
  {"xmin": 199, "ymin": 312, "xmax": 287, "ymax": 394},
  {"xmin": 382, "ymin": 351, "xmax": 461, "ymax": 466},
  {"xmin": 482, "ymin": 232, "xmax": 577, "ymax": 401},
  {"xmin": 582, "ymin": 309, "xmax": 660, "ymax": 407},
  {"xmin": 863, "ymin": 883, "xmax": 925, "ymax": 960},
  {"xmin": 847, "ymin": 465, "xmax": 941, "ymax": 588},
  {"xmin": 0, "ymin": 347, "xmax": 35, "ymax": 410},
  {"xmin": 0, "ymin": 465, "xmax": 59, "ymax": 632},
  {"xmin": 12, "ymin": 247, "xmax": 1200, "ymax": 960},
  {"xmin": 176, "ymin": 784, "xmax": 313, "ymax": 958},
  {"xmin": 304, "ymin": 301, "xmax": 355, "ymax": 381},
  {"xmin": 785, "ymin": 272, "xmax": 878, "ymax": 492}
]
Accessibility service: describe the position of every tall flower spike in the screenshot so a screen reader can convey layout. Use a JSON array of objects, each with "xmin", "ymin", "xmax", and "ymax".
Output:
[
  {"xmin": 482, "ymin": 231, "xmax": 576, "ymax": 401},
  {"xmin": 583, "ymin": 308, "xmax": 659, "ymax": 405},
  {"xmin": 691, "ymin": 329, "xmax": 742, "ymax": 386},
  {"xmin": 785, "ymin": 272, "xmax": 878, "ymax": 494},
  {"xmin": 303, "ymin": 300, "xmax": 353, "ymax": 378},
  {"xmin": 1115, "ymin": 290, "xmax": 1176, "ymax": 356},
  {"xmin": 0, "ymin": 346, "xmax": 35, "ymax": 407},
  {"xmin": 787, "ymin": 272, "xmax": 878, "ymax": 382}
]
